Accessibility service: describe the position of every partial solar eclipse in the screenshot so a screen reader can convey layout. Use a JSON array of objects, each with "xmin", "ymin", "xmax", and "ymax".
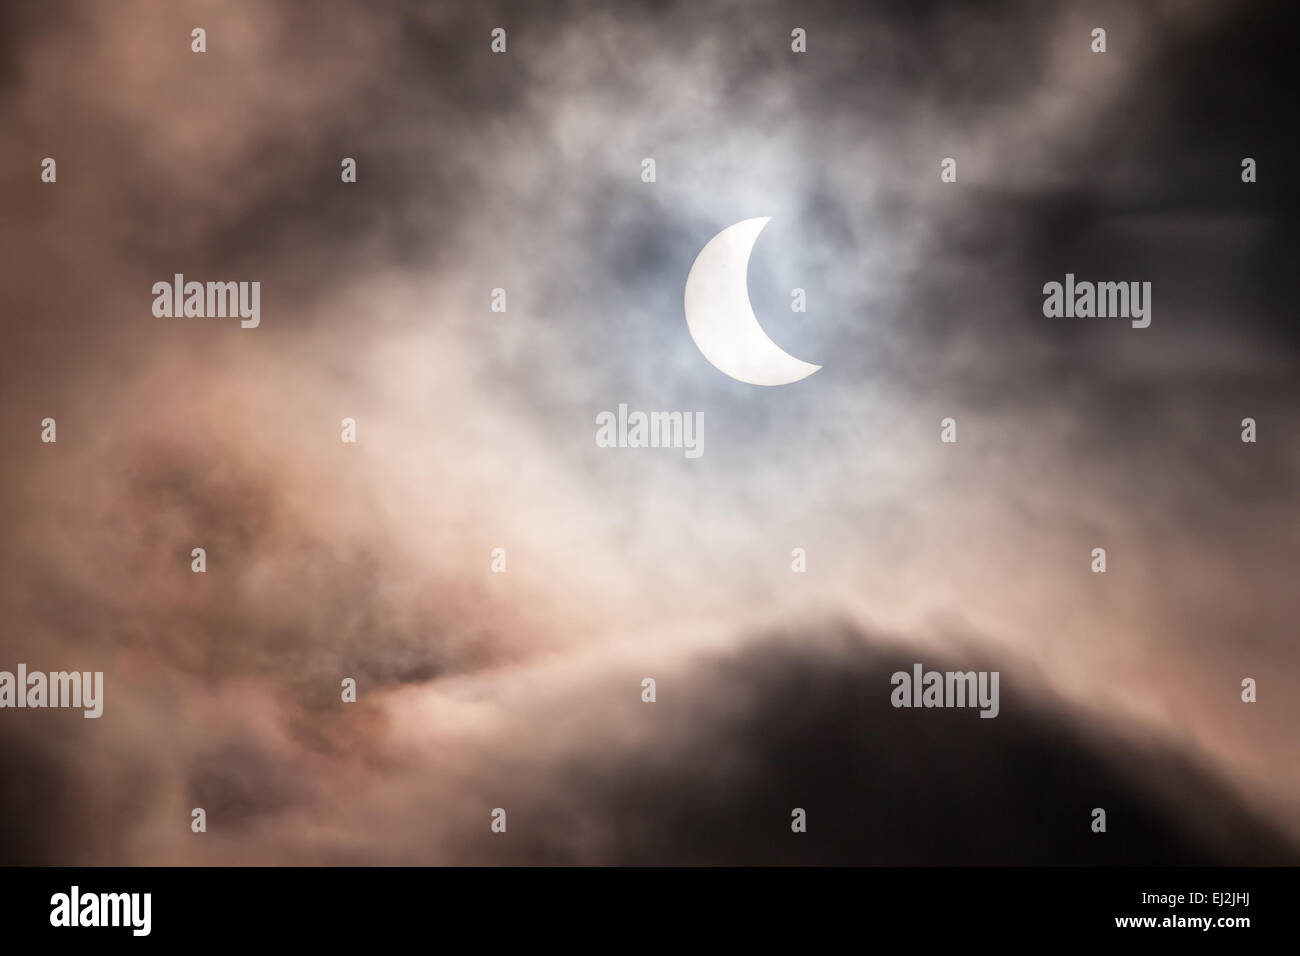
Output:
[{"xmin": 684, "ymin": 217, "xmax": 822, "ymax": 386}]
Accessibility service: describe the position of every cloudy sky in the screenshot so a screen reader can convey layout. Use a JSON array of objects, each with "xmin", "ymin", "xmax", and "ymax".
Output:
[{"xmin": 1, "ymin": 0, "xmax": 1296, "ymax": 864}]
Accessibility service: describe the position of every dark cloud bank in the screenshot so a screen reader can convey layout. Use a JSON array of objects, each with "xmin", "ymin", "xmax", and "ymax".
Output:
[{"xmin": 3, "ymin": 627, "xmax": 1296, "ymax": 865}]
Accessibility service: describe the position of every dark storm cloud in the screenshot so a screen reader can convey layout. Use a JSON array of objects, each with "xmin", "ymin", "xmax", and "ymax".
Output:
[
  {"xmin": 12, "ymin": 622, "xmax": 1290, "ymax": 866},
  {"xmin": 441, "ymin": 629, "xmax": 1298, "ymax": 865}
]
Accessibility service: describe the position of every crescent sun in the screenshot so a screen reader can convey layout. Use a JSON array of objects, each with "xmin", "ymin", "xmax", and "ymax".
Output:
[{"xmin": 683, "ymin": 217, "xmax": 822, "ymax": 387}]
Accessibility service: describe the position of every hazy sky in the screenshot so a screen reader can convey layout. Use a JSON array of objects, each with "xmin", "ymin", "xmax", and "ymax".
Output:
[{"xmin": 1, "ymin": 0, "xmax": 1296, "ymax": 864}]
